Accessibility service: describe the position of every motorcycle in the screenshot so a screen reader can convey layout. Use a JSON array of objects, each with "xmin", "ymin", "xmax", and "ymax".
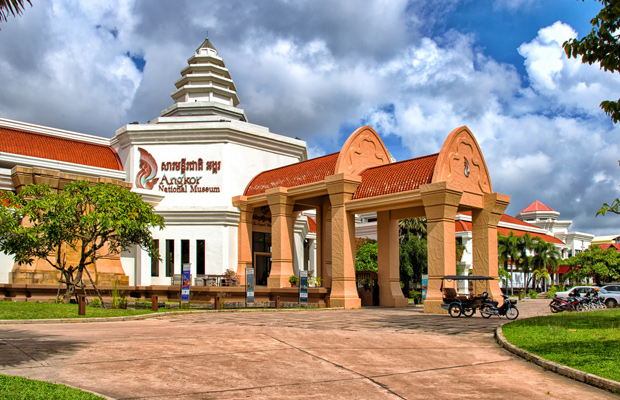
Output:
[
  {"xmin": 479, "ymin": 293, "xmax": 519, "ymax": 320},
  {"xmin": 549, "ymin": 294, "xmax": 585, "ymax": 313}
]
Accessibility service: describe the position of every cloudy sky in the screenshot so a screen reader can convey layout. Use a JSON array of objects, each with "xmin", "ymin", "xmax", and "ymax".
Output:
[{"xmin": 1, "ymin": 0, "xmax": 619, "ymax": 235}]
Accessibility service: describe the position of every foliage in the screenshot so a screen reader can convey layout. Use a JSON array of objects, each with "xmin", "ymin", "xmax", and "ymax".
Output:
[
  {"xmin": 408, "ymin": 290, "xmax": 422, "ymax": 301},
  {"xmin": 355, "ymin": 241, "xmax": 378, "ymax": 272},
  {"xmin": 566, "ymin": 244, "xmax": 620, "ymax": 285},
  {"xmin": 0, "ymin": 181, "xmax": 165, "ymax": 303},
  {"xmin": 564, "ymin": 0, "xmax": 620, "ymax": 123},
  {"xmin": 0, "ymin": 301, "xmax": 163, "ymax": 319},
  {"xmin": 0, "ymin": 374, "xmax": 104, "ymax": 400},
  {"xmin": 398, "ymin": 218, "xmax": 427, "ymax": 240},
  {"xmin": 288, "ymin": 275, "xmax": 299, "ymax": 284},
  {"xmin": 547, "ymin": 285, "xmax": 563, "ymax": 299},
  {"xmin": 528, "ymin": 289, "xmax": 538, "ymax": 299},
  {"xmin": 89, "ymin": 298, "xmax": 101, "ymax": 308},
  {"xmin": 314, "ymin": 277, "xmax": 322, "ymax": 287},
  {"xmin": 498, "ymin": 267, "xmax": 510, "ymax": 286},
  {"xmin": 0, "ymin": 0, "xmax": 31, "ymax": 24},
  {"xmin": 502, "ymin": 308, "xmax": 620, "ymax": 382},
  {"xmin": 597, "ymin": 198, "xmax": 620, "ymax": 216},
  {"xmin": 498, "ymin": 232, "xmax": 520, "ymax": 293},
  {"xmin": 399, "ymin": 234, "xmax": 427, "ymax": 291}
]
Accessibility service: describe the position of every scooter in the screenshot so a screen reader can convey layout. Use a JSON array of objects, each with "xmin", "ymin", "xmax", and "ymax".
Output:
[{"xmin": 480, "ymin": 293, "xmax": 519, "ymax": 320}]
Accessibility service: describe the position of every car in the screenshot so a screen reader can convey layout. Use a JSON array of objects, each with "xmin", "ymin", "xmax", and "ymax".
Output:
[
  {"xmin": 554, "ymin": 286, "xmax": 599, "ymax": 298},
  {"xmin": 600, "ymin": 284, "xmax": 620, "ymax": 294},
  {"xmin": 598, "ymin": 286, "xmax": 620, "ymax": 308}
]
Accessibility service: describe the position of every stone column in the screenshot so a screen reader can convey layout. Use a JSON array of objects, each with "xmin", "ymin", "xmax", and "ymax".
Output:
[
  {"xmin": 326, "ymin": 173, "xmax": 361, "ymax": 309},
  {"xmin": 377, "ymin": 211, "xmax": 408, "ymax": 307},
  {"xmin": 420, "ymin": 182, "xmax": 463, "ymax": 313},
  {"xmin": 471, "ymin": 193, "xmax": 510, "ymax": 302},
  {"xmin": 320, "ymin": 199, "xmax": 333, "ymax": 289},
  {"xmin": 232, "ymin": 196, "xmax": 253, "ymax": 286},
  {"xmin": 266, "ymin": 187, "xmax": 295, "ymax": 288}
]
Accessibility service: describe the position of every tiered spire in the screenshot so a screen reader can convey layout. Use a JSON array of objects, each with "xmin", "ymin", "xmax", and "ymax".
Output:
[{"xmin": 161, "ymin": 38, "xmax": 247, "ymax": 121}]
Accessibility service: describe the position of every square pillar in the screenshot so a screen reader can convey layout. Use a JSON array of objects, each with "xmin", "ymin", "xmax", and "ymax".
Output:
[
  {"xmin": 420, "ymin": 182, "xmax": 463, "ymax": 314},
  {"xmin": 377, "ymin": 211, "xmax": 408, "ymax": 307},
  {"xmin": 472, "ymin": 193, "xmax": 510, "ymax": 302},
  {"xmin": 266, "ymin": 187, "xmax": 295, "ymax": 288},
  {"xmin": 320, "ymin": 199, "xmax": 332, "ymax": 288},
  {"xmin": 232, "ymin": 196, "xmax": 252, "ymax": 286},
  {"xmin": 326, "ymin": 173, "xmax": 361, "ymax": 309}
]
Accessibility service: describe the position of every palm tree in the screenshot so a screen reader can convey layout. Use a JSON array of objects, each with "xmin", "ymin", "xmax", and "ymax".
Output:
[
  {"xmin": 398, "ymin": 218, "xmax": 427, "ymax": 241},
  {"xmin": 516, "ymin": 233, "xmax": 535, "ymax": 292},
  {"xmin": 531, "ymin": 239, "xmax": 560, "ymax": 291},
  {"xmin": 498, "ymin": 231, "xmax": 520, "ymax": 295},
  {"xmin": 0, "ymin": 0, "xmax": 31, "ymax": 24}
]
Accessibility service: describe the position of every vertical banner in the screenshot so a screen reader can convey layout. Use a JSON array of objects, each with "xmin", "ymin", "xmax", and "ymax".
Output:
[
  {"xmin": 246, "ymin": 268, "xmax": 255, "ymax": 303},
  {"xmin": 299, "ymin": 270, "xmax": 308, "ymax": 303},
  {"xmin": 181, "ymin": 263, "xmax": 191, "ymax": 303},
  {"xmin": 421, "ymin": 274, "xmax": 428, "ymax": 300}
]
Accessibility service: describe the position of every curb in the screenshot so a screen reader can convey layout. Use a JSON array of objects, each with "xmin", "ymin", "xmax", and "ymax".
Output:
[
  {"xmin": 0, "ymin": 306, "xmax": 345, "ymax": 324},
  {"xmin": 495, "ymin": 326, "xmax": 620, "ymax": 394}
]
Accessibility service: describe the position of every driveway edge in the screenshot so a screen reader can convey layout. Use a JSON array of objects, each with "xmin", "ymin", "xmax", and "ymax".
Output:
[
  {"xmin": 495, "ymin": 326, "xmax": 620, "ymax": 394},
  {"xmin": 0, "ymin": 307, "xmax": 345, "ymax": 325}
]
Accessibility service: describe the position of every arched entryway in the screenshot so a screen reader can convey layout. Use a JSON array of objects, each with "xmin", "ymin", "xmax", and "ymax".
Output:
[{"xmin": 233, "ymin": 125, "xmax": 509, "ymax": 312}]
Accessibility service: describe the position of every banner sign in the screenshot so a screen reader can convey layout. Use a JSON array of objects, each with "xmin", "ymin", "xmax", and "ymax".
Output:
[
  {"xmin": 422, "ymin": 274, "xmax": 428, "ymax": 300},
  {"xmin": 299, "ymin": 270, "xmax": 308, "ymax": 302},
  {"xmin": 246, "ymin": 268, "xmax": 255, "ymax": 303},
  {"xmin": 181, "ymin": 263, "xmax": 191, "ymax": 303}
]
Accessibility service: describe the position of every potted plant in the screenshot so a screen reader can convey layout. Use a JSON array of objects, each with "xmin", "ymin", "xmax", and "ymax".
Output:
[
  {"xmin": 315, "ymin": 277, "xmax": 322, "ymax": 288},
  {"xmin": 289, "ymin": 275, "xmax": 299, "ymax": 287},
  {"xmin": 224, "ymin": 268, "xmax": 239, "ymax": 287}
]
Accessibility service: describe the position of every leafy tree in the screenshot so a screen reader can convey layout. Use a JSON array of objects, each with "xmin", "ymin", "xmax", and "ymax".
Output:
[
  {"xmin": 567, "ymin": 245, "xmax": 620, "ymax": 285},
  {"xmin": 530, "ymin": 239, "xmax": 561, "ymax": 290},
  {"xmin": 564, "ymin": 0, "xmax": 620, "ymax": 123},
  {"xmin": 355, "ymin": 241, "xmax": 378, "ymax": 273},
  {"xmin": 399, "ymin": 233, "xmax": 427, "ymax": 294},
  {"xmin": 398, "ymin": 218, "xmax": 427, "ymax": 241},
  {"xmin": 0, "ymin": 181, "xmax": 165, "ymax": 303},
  {"xmin": 0, "ymin": 0, "xmax": 31, "ymax": 25},
  {"xmin": 516, "ymin": 233, "xmax": 535, "ymax": 291},
  {"xmin": 564, "ymin": 1, "xmax": 620, "ymax": 216},
  {"xmin": 498, "ymin": 231, "xmax": 520, "ymax": 295}
]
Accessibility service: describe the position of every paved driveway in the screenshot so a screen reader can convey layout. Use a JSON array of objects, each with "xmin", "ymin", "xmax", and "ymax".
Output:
[{"xmin": 0, "ymin": 300, "xmax": 616, "ymax": 399}]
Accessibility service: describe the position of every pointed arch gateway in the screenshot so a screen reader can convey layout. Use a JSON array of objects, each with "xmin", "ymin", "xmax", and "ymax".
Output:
[{"xmin": 233, "ymin": 126, "xmax": 509, "ymax": 311}]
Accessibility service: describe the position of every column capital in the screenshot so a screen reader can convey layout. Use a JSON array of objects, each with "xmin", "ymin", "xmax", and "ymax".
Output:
[
  {"xmin": 420, "ymin": 181, "xmax": 462, "ymax": 221},
  {"xmin": 232, "ymin": 195, "xmax": 249, "ymax": 209}
]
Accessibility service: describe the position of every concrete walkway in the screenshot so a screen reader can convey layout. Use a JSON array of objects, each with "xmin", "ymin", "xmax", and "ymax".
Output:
[{"xmin": 0, "ymin": 299, "xmax": 616, "ymax": 399}]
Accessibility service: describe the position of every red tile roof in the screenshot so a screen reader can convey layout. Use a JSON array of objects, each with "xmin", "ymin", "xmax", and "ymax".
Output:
[
  {"xmin": 599, "ymin": 243, "xmax": 620, "ymax": 252},
  {"xmin": 455, "ymin": 213, "xmax": 565, "ymax": 245},
  {"xmin": 307, "ymin": 215, "xmax": 316, "ymax": 233},
  {"xmin": 0, "ymin": 127, "xmax": 123, "ymax": 171},
  {"xmin": 520, "ymin": 200, "xmax": 555, "ymax": 213},
  {"xmin": 244, "ymin": 153, "xmax": 339, "ymax": 196},
  {"xmin": 352, "ymin": 154, "xmax": 438, "ymax": 200}
]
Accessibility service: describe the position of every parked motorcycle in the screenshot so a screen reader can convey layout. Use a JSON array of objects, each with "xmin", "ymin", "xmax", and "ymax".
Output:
[
  {"xmin": 480, "ymin": 293, "xmax": 519, "ymax": 320},
  {"xmin": 549, "ymin": 294, "xmax": 586, "ymax": 313}
]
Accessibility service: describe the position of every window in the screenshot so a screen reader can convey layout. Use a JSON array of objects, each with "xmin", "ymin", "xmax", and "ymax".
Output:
[
  {"xmin": 252, "ymin": 232, "xmax": 271, "ymax": 253},
  {"xmin": 151, "ymin": 239, "xmax": 159, "ymax": 277},
  {"xmin": 181, "ymin": 239, "xmax": 190, "ymax": 264},
  {"xmin": 166, "ymin": 240, "xmax": 174, "ymax": 277},
  {"xmin": 196, "ymin": 240, "xmax": 205, "ymax": 275}
]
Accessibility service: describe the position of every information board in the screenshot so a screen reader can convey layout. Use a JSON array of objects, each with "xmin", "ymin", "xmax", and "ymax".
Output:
[
  {"xmin": 181, "ymin": 263, "xmax": 191, "ymax": 303},
  {"xmin": 246, "ymin": 268, "xmax": 255, "ymax": 303},
  {"xmin": 421, "ymin": 274, "xmax": 428, "ymax": 300},
  {"xmin": 299, "ymin": 270, "xmax": 308, "ymax": 302}
]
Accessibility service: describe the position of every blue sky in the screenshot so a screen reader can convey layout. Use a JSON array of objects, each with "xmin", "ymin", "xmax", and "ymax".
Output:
[{"xmin": 0, "ymin": 0, "xmax": 619, "ymax": 236}]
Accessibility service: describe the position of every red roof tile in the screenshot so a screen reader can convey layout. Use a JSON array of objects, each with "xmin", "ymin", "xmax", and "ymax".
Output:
[
  {"xmin": 307, "ymin": 215, "xmax": 316, "ymax": 233},
  {"xmin": 520, "ymin": 200, "xmax": 555, "ymax": 213},
  {"xmin": 243, "ymin": 153, "xmax": 339, "ymax": 196},
  {"xmin": 455, "ymin": 214, "xmax": 565, "ymax": 245},
  {"xmin": 599, "ymin": 243, "xmax": 620, "ymax": 252},
  {"xmin": 352, "ymin": 154, "xmax": 438, "ymax": 200},
  {"xmin": 0, "ymin": 127, "xmax": 123, "ymax": 171}
]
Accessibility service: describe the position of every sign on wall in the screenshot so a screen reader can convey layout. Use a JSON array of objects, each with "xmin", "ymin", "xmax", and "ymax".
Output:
[{"xmin": 135, "ymin": 147, "xmax": 222, "ymax": 194}]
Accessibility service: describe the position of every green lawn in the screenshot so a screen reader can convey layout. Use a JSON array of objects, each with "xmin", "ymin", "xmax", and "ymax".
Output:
[
  {"xmin": 502, "ymin": 308, "xmax": 620, "ymax": 382},
  {"xmin": 0, "ymin": 374, "xmax": 103, "ymax": 399},
  {"xmin": 0, "ymin": 301, "xmax": 164, "ymax": 320}
]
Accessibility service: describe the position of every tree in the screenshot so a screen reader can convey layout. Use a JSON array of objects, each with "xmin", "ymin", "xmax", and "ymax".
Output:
[
  {"xmin": 0, "ymin": 0, "xmax": 31, "ymax": 25},
  {"xmin": 355, "ymin": 241, "xmax": 378, "ymax": 273},
  {"xmin": 567, "ymin": 245, "xmax": 620, "ymax": 285},
  {"xmin": 398, "ymin": 218, "xmax": 427, "ymax": 241},
  {"xmin": 516, "ymin": 233, "xmax": 535, "ymax": 291},
  {"xmin": 498, "ymin": 231, "xmax": 520, "ymax": 295},
  {"xmin": 530, "ymin": 239, "xmax": 561, "ymax": 290},
  {"xmin": 564, "ymin": 0, "xmax": 620, "ymax": 123},
  {"xmin": 399, "ymin": 233, "xmax": 427, "ymax": 294},
  {"xmin": 0, "ymin": 181, "xmax": 165, "ymax": 303}
]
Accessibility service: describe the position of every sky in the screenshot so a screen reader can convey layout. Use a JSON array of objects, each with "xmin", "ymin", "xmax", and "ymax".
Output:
[{"xmin": 0, "ymin": 0, "xmax": 619, "ymax": 236}]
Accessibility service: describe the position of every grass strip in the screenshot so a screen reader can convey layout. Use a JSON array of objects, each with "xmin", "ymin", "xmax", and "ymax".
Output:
[
  {"xmin": 502, "ymin": 308, "xmax": 620, "ymax": 382},
  {"xmin": 0, "ymin": 374, "xmax": 103, "ymax": 399},
  {"xmin": 0, "ymin": 301, "xmax": 165, "ymax": 320}
]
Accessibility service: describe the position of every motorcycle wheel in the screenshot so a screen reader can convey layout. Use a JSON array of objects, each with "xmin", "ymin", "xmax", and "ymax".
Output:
[
  {"xmin": 505, "ymin": 307, "xmax": 519, "ymax": 320},
  {"xmin": 448, "ymin": 303, "xmax": 462, "ymax": 318},
  {"xmin": 463, "ymin": 308, "xmax": 475, "ymax": 317},
  {"xmin": 480, "ymin": 304, "xmax": 492, "ymax": 319},
  {"xmin": 549, "ymin": 300, "xmax": 560, "ymax": 313},
  {"xmin": 550, "ymin": 305, "xmax": 560, "ymax": 313}
]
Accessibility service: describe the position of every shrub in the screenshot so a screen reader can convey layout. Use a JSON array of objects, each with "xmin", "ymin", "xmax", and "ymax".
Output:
[
  {"xmin": 547, "ymin": 285, "xmax": 558, "ymax": 299},
  {"xmin": 89, "ymin": 298, "xmax": 101, "ymax": 308},
  {"xmin": 528, "ymin": 289, "xmax": 538, "ymax": 299},
  {"xmin": 289, "ymin": 275, "xmax": 299, "ymax": 285}
]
